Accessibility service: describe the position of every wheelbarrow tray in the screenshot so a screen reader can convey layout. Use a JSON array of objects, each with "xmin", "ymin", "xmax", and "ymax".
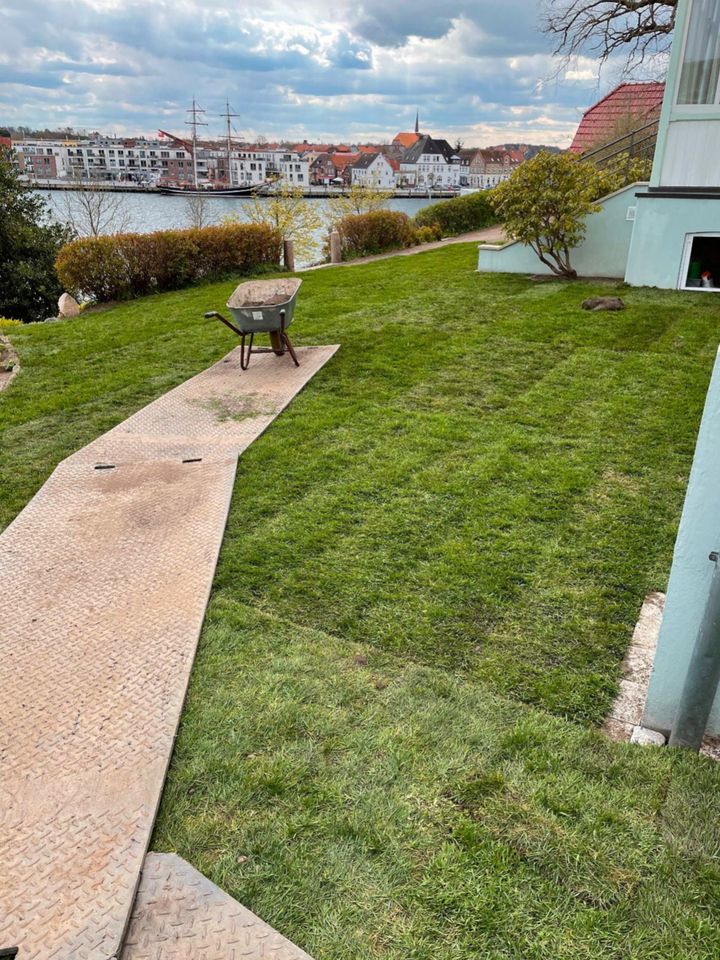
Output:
[{"xmin": 227, "ymin": 278, "xmax": 302, "ymax": 334}]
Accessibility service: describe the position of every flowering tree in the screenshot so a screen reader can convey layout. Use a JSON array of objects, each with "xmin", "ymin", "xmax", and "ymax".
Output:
[
  {"xmin": 225, "ymin": 184, "xmax": 322, "ymax": 263},
  {"xmin": 325, "ymin": 180, "xmax": 393, "ymax": 226}
]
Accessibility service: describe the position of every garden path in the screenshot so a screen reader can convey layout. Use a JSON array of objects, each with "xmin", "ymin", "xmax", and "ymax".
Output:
[
  {"xmin": 302, "ymin": 223, "xmax": 506, "ymax": 270},
  {"xmin": 0, "ymin": 344, "xmax": 336, "ymax": 959}
]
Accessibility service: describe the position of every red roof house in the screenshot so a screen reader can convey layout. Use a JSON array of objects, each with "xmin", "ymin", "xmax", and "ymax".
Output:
[{"xmin": 569, "ymin": 82, "xmax": 665, "ymax": 153}]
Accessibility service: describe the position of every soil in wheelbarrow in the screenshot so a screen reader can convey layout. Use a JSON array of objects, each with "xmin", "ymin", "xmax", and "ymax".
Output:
[{"xmin": 241, "ymin": 295, "xmax": 289, "ymax": 307}]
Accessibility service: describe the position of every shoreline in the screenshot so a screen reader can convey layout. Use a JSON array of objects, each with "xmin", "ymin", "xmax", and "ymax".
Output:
[{"xmin": 28, "ymin": 180, "xmax": 464, "ymax": 200}]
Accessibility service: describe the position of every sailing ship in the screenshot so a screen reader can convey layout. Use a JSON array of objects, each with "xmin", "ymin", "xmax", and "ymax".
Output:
[{"xmin": 157, "ymin": 99, "xmax": 271, "ymax": 196}]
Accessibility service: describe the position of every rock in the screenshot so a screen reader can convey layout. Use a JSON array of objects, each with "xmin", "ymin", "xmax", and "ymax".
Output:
[
  {"xmin": 58, "ymin": 293, "xmax": 81, "ymax": 318},
  {"xmin": 630, "ymin": 726, "xmax": 667, "ymax": 747},
  {"xmin": 581, "ymin": 296, "xmax": 625, "ymax": 312}
]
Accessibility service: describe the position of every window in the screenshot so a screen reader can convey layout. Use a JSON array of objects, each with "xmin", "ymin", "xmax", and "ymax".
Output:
[
  {"xmin": 678, "ymin": 0, "xmax": 720, "ymax": 103},
  {"xmin": 680, "ymin": 234, "xmax": 720, "ymax": 290}
]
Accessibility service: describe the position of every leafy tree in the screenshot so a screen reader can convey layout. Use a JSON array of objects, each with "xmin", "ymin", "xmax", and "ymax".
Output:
[
  {"xmin": 542, "ymin": 0, "xmax": 676, "ymax": 72},
  {"xmin": 491, "ymin": 151, "xmax": 605, "ymax": 279},
  {"xmin": 223, "ymin": 183, "xmax": 322, "ymax": 263},
  {"xmin": 0, "ymin": 155, "xmax": 73, "ymax": 322}
]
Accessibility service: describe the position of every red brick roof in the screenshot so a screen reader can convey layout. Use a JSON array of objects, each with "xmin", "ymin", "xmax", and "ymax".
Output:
[
  {"xmin": 331, "ymin": 153, "xmax": 360, "ymax": 169},
  {"xmin": 393, "ymin": 131, "xmax": 420, "ymax": 148},
  {"xmin": 569, "ymin": 82, "xmax": 665, "ymax": 153}
]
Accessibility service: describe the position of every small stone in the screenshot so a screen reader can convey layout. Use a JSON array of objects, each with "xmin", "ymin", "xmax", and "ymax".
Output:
[
  {"xmin": 353, "ymin": 654, "xmax": 368, "ymax": 666},
  {"xmin": 581, "ymin": 297, "xmax": 625, "ymax": 312},
  {"xmin": 630, "ymin": 725, "xmax": 666, "ymax": 746},
  {"xmin": 58, "ymin": 293, "xmax": 81, "ymax": 318}
]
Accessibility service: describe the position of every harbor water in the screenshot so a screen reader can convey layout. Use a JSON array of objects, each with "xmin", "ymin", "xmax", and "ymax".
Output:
[{"xmin": 40, "ymin": 190, "xmax": 441, "ymax": 267}]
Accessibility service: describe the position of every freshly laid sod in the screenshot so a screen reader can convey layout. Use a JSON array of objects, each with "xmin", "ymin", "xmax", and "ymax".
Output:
[{"xmin": 2, "ymin": 245, "xmax": 720, "ymax": 957}]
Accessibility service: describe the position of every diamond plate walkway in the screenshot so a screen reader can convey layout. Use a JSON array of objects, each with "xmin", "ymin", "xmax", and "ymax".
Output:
[
  {"xmin": 0, "ymin": 345, "xmax": 337, "ymax": 960},
  {"xmin": 121, "ymin": 854, "xmax": 313, "ymax": 960}
]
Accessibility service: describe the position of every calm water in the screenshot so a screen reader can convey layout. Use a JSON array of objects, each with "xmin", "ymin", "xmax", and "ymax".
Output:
[{"xmin": 40, "ymin": 190, "xmax": 438, "ymax": 266}]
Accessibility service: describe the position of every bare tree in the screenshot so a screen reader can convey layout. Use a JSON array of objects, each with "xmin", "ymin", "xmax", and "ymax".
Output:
[
  {"xmin": 542, "ymin": 0, "xmax": 677, "ymax": 73},
  {"xmin": 184, "ymin": 192, "xmax": 210, "ymax": 229},
  {"xmin": 62, "ymin": 177, "xmax": 132, "ymax": 236}
]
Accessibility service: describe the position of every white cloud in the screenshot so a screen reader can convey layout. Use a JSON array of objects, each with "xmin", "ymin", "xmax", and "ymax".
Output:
[{"xmin": 0, "ymin": 0, "xmax": 640, "ymax": 146}]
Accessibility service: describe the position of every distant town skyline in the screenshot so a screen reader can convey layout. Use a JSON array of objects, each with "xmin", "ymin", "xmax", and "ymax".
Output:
[{"xmin": 1, "ymin": 0, "xmax": 650, "ymax": 147}]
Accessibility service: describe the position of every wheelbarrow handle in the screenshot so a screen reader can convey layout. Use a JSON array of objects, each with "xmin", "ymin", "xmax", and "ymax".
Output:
[{"xmin": 204, "ymin": 311, "xmax": 243, "ymax": 337}]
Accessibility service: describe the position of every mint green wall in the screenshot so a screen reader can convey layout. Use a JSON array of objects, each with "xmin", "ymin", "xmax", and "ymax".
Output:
[
  {"xmin": 644, "ymin": 348, "xmax": 720, "ymax": 736},
  {"xmin": 624, "ymin": 197, "xmax": 720, "ymax": 288},
  {"xmin": 477, "ymin": 184, "xmax": 645, "ymax": 279}
]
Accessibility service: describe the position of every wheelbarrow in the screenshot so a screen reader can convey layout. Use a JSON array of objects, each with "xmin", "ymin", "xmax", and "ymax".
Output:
[{"xmin": 205, "ymin": 278, "xmax": 301, "ymax": 370}]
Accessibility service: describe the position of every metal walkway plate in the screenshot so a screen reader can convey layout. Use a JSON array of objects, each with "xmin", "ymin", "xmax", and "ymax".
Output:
[
  {"xmin": 0, "ymin": 346, "xmax": 337, "ymax": 960},
  {"xmin": 121, "ymin": 854, "xmax": 313, "ymax": 960}
]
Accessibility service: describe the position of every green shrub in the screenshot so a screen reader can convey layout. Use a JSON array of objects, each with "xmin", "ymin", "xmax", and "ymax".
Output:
[
  {"xmin": 56, "ymin": 223, "xmax": 282, "ymax": 303},
  {"xmin": 414, "ymin": 191, "xmax": 499, "ymax": 236},
  {"xmin": 491, "ymin": 151, "xmax": 604, "ymax": 279},
  {"xmin": 0, "ymin": 156, "xmax": 73, "ymax": 323},
  {"xmin": 414, "ymin": 224, "xmax": 443, "ymax": 244},
  {"xmin": 337, "ymin": 210, "xmax": 416, "ymax": 260},
  {"xmin": 0, "ymin": 317, "xmax": 23, "ymax": 329}
]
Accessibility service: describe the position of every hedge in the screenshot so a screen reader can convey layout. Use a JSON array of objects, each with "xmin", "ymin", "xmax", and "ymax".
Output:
[
  {"xmin": 414, "ymin": 190, "xmax": 499, "ymax": 236},
  {"xmin": 56, "ymin": 223, "xmax": 282, "ymax": 303},
  {"xmin": 336, "ymin": 210, "xmax": 416, "ymax": 259}
]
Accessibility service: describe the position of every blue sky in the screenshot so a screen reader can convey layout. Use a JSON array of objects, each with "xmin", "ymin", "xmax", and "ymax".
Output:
[{"xmin": 1, "ymin": 0, "xmax": 634, "ymax": 146}]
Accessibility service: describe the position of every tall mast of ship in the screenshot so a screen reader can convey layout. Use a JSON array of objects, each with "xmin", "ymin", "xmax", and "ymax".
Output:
[
  {"xmin": 220, "ymin": 99, "xmax": 240, "ymax": 187},
  {"xmin": 185, "ymin": 98, "xmax": 207, "ymax": 189}
]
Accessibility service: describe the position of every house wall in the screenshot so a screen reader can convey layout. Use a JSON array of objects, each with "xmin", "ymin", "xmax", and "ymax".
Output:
[
  {"xmin": 624, "ymin": 195, "xmax": 720, "ymax": 288},
  {"xmin": 643, "ymin": 346, "xmax": 720, "ymax": 736},
  {"xmin": 477, "ymin": 184, "xmax": 645, "ymax": 278}
]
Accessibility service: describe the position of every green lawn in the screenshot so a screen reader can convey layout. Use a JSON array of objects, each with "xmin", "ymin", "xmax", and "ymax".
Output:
[{"xmin": 2, "ymin": 245, "xmax": 720, "ymax": 958}]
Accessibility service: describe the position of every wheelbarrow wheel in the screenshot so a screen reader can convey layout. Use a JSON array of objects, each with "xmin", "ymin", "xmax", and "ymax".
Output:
[{"xmin": 269, "ymin": 331, "xmax": 285, "ymax": 356}]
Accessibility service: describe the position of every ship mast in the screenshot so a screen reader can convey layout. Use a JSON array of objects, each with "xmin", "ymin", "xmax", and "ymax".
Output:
[
  {"xmin": 219, "ymin": 99, "xmax": 240, "ymax": 187},
  {"xmin": 185, "ymin": 98, "xmax": 207, "ymax": 189}
]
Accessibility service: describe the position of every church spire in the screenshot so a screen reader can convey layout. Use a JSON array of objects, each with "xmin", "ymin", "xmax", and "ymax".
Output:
[{"xmin": 415, "ymin": 110, "xmax": 419, "ymax": 135}]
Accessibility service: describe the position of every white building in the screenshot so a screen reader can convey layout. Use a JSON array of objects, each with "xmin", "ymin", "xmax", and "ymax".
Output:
[
  {"xmin": 350, "ymin": 152, "xmax": 398, "ymax": 189},
  {"xmin": 231, "ymin": 150, "xmax": 269, "ymax": 186},
  {"xmin": 270, "ymin": 151, "xmax": 310, "ymax": 186},
  {"xmin": 13, "ymin": 136, "xmax": 194, "ymax": 183},
  {"xmin": 399, "ymin": 136, "xmax": 461, "ymax": 189}
]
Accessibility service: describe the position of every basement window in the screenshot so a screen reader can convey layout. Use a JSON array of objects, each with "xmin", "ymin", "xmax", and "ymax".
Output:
[{"xmin": 680, "ymin": 234, "xmax": 720, "ymax": 290}]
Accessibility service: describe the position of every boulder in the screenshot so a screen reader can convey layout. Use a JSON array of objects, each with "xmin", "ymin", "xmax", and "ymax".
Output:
[
  {"xmin": 58, "ymin": 293, "xmax": 81, "ymax": 318},
  {"xmin": 581, "ymin": 296, "xmax": 625, "ymax": 312}
]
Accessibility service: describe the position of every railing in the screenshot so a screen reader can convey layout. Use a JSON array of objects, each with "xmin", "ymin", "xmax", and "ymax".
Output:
[{"xmin": 580, "ymin": 118, "xmax": 660, "ymax": 171}]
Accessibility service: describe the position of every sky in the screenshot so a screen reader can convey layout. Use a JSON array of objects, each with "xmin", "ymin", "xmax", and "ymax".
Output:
[{"xmin": 0, "ymin": 0, "xmax": 639, "ymax": 147}]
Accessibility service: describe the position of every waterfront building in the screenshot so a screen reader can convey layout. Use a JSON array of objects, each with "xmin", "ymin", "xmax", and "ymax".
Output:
[
  {"xmin": 398, "ymin": 135, "xmax": 461, "ymax": 189},
  {"xmin": 350, "ymin": 152, "xmax": 398, "ymax": 189}
]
